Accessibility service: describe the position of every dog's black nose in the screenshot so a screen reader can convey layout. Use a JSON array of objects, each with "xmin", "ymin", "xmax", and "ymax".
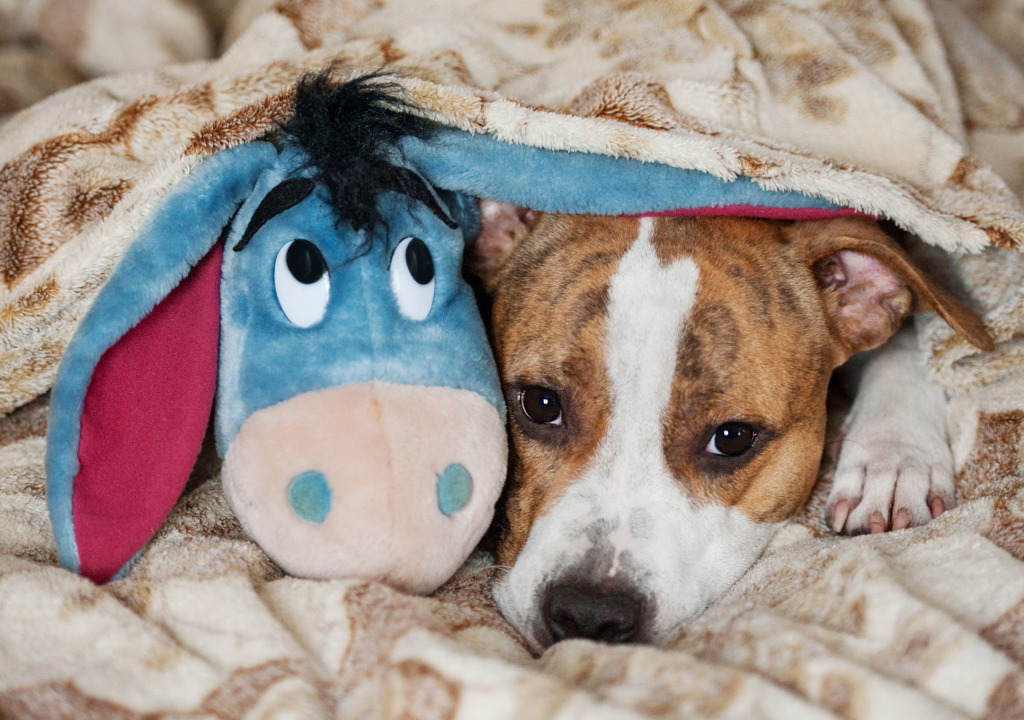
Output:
[{"xmin": 542, "ymin": 584, "xmax": 644, "ymax": 644}]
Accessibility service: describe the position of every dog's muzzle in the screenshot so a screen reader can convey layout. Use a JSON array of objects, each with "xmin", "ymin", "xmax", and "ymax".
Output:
[{"xmin": 541, "ymin": 578, "xmax": 651, "ymax": 644}]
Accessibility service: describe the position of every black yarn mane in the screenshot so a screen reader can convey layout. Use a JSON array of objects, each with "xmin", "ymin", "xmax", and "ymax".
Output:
[{"xmin": 279, "ymin": 70, "xmax": 457, "ymax": 240}]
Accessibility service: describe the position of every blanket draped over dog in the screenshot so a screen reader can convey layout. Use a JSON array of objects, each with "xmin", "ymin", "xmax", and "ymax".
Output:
[{"xmin": 3, "ymin": 0, "xmax": 1024, "ymax": 717}]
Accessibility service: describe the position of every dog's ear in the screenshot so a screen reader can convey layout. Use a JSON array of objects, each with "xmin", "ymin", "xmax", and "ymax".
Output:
[
  {"xmin": 784, "ymin": 217, "xmax": 993, "ymax": 366},
  {"xmin": 466, "ymin": 199, "xmax": 537, "ymax": 292}
]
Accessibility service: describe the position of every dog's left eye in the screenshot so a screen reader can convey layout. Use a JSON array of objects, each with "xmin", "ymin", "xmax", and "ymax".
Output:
[
  {"xmin": 520, "ymin": 386, "xmax": 563, "ymax": 425},
  {"xmin": 706, "ymin": 422, "xmax": 756, "ymax": 457}
]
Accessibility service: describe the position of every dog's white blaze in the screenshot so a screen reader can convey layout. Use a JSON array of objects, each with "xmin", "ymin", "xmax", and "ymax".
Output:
[{"xmin": 494, "ymin": 218, "xmax": 778, "ymax": 650}]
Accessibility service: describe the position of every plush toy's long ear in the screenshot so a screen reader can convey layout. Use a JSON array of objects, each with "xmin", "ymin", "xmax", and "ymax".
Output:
[
  {"xmin": 46, "ymin": 142, "xmax": 278, "ymax": 583},
  {"xmin": 399, "ymin": 131, "xmax": 854, "ymax": 217}
]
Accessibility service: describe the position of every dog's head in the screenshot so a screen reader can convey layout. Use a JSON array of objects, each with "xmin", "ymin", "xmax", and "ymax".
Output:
[{"xmin": 472, "ymin": 207, "xmax": 989, "ymax": 652}]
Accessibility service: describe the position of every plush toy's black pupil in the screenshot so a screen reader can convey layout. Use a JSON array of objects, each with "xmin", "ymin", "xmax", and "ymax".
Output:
[
  {"xmin": 287, "ymin": 240, "xmax": 326, "ymax": 284},
  {"xmin": 714, "ymin": 423, "xmax": 755, "ymax": 456},
  {"xmin": 521, "ymin": 386, "xmax": 561, "ymax": 424},
  {"xmin": 405, "ymin": 238, "xmax": 434, "ymax": 285}
]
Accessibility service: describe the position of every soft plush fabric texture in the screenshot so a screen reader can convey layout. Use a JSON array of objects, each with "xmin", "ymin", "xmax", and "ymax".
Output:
[
  {"xmin": 0, "ymin": 0, "xmax": 218, "ymax": 119},
  {"xmin": 211, "ymin": 135, "xmax": 507, "ymax": 591},
  {"xmin": 44, "ymin": 143, "xmax": 277, "ymax": 576},
  {"xmin": 215, "ymin": 147, "xmax": 505, "ymax": 452},
  {"xmin": 2, "ymin": 0, "xmax": 1024, "ymax": 717},
  {"xmin": 222, "ymin": 382, "xmax": 507, "ymax": 593},
  {"xmin": 400, "ymin": 131, "xmax": 848, "ymax": 216},
  {"xmin": 49, "ymin": 129, "xmax": 507, "ymax": 587},
  {"xmin": 73, "ymin": 243, "xmax": 221, "ymax": 583}
]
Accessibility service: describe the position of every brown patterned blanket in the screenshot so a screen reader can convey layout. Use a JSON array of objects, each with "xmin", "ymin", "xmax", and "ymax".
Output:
[{"xmin": 2, "ymin": 0, "xmax": 1024, "ymax": 717}]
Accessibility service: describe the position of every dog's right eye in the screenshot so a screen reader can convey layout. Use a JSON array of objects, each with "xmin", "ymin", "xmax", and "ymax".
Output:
[
  {"xmin": 706, "ymin": 422, "xmax": 756, "ymax": 457},
  {"xmin": 520, "ymin": 386, "xmax": 563, "ymax": 425}
]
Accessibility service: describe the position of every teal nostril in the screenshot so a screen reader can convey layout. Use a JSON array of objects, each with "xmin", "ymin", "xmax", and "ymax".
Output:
[
  {"xmin": 288, "ymin": 471, "xmax": 331, "ymax": 523},
  {"xmin": 437, "ymin": 463, "xmax": 473, "ymax": 515}
]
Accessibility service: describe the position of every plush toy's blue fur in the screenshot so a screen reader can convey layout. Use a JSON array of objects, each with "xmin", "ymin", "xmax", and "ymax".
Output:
[
  {"xmin": 401, "ymin": 131, "xmax": 843, "ymax": 215},
  {"xmin": 215, "ymin": 145, "xmax": 501, "ymax": 454},
  {"xmin": 47, "ymin": 143, "xmax": 278, "ymax": 573},
  {"xmin": 48, "ymin": 135, "xmax": 502, "ymax": 578}
]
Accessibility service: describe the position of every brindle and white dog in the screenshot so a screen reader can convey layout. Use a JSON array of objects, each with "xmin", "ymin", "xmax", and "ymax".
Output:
[{"xmin": 471, "ymin": 207, "xmax": 991, "ymax": 652}]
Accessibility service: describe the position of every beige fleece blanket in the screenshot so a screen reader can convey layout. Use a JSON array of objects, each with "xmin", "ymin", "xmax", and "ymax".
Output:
[{"xmin": 3, "ymin": 0, "xmax": 1024, "ymax": 717}]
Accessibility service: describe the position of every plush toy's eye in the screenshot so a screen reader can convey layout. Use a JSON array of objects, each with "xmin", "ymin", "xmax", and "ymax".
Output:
[
  {"xmin": 275, "ymin": 239, "xmax": 330, "ymax": 328},
  {"xmin": 390, "ymin": 237, "xmax": 435, "ymax": 321}
]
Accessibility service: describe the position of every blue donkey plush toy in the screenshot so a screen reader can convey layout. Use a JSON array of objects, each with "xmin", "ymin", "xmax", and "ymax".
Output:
[{"xmin": 46, "ymin": 73, "xmax": 507, "ymax": 592}]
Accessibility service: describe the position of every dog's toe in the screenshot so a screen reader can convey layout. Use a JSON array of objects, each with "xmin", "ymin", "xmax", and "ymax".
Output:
[
  {"xmin": 826, "ymin": 461, "xmax": 865, "ymax": 533},
  {"xmin": 827, "ymin": 434, "xmax": 954, "ymax": 535}
]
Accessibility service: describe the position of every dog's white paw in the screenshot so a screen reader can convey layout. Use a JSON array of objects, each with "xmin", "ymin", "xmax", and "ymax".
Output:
[
  {"xmin": 827, "ymin": 429, "xmax": 954, "ymax": 534},
  {"xmin": 825, "ymin": 326, "xmax": 955, "ymax": 535}
]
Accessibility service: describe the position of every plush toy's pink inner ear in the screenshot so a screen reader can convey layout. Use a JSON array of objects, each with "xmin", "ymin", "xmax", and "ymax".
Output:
[{"xmin": 74, "ymin": 244, "xmax": 222, "ymax": 583}]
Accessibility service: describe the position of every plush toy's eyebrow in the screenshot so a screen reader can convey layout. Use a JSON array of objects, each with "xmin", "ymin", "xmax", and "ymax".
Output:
[
  {"xmin": 233, "ymin": 177, "xmax": 316, "ymax": 252},
  {"xmin": 390, "ymin": 166, "xmax": 459, "ymax": 231}
]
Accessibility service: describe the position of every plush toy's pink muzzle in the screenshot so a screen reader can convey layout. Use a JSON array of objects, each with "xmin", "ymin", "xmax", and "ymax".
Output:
[{"xmin": 220, "ymin": 381, "xmax": 506, "ymax": 593}]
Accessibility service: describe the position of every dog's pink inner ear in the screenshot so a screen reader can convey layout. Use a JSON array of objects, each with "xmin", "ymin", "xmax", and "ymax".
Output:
[
  {"xmin": 814, "ymin": 249, "xmax": 915, "ymax": 357},
  {"xmin": 467, "ymin": 200, "xmax": 536, "ymax": 289},
  {"xmin": 788, "ymin": 217, "xmax": 993, "ymax": 357}
]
